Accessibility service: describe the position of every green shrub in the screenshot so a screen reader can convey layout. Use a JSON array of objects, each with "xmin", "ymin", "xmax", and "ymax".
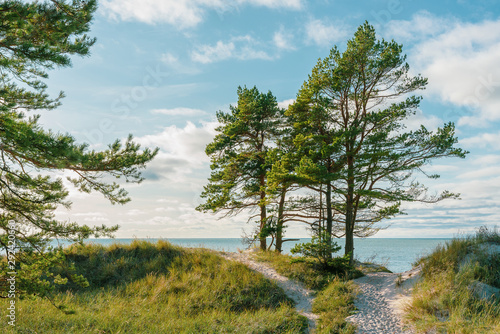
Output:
[{"xmin": 290, "ymin": 233, "xmax": 354, "ymax": 276}]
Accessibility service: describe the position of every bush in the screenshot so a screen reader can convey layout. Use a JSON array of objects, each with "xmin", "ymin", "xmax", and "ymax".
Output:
[{"xmin": 291, "ymin": 233, "xmax": 353, "ymax": 275}]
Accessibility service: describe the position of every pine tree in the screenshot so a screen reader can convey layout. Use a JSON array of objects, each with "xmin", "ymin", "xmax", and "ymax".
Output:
[
  {"xmin": 197, "ymin": 86, "xmax": 282, "ymax": 250},
  {"xmin": 0, "ymin": 0, "xmax": 157, "ymax": 297},
  {"xmin": 289, "ymin": 22, "xmax": 467, "ymax": 263}
]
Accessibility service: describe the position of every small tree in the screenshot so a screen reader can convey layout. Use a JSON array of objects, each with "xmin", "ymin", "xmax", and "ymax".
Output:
[
  {"xmin": 289, "ymin": 22, "xmax": 467, "ymax": 264},
  {"xmin": 0, "ymin": 0, "xmax": 157, "ymax": 297},
  {"xmin": 197, "ymin": 86, "xmax": 282, "ymax": 250}
]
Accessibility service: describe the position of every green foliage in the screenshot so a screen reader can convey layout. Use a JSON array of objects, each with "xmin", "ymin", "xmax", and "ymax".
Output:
[
  {"xmin": 1, "ymin": 241, "xmax": 308, "ymax": 333},
  {"xmin": 406, "ymin": 227, "xmax": 500, "ymax": 333},
  {"xmin": 197, "ymin": 86, "xmax": 284, "ymax": 250},
  {"xmin": 0, "ymin": 0, "xmax": 157, "ymax": 298},
  {"xmin": 53, "ymin": 240, "xmax": 183, "ymax": 290},
  {"xmin": 286, "ymin": 21, "xmax": 468, "ymax": 260},
  {"xmin": 256, "ymin": 249, "xmax": 342, "ymax": 291},
  {"xmin": 290, "ymin": 232, "xmax": 351, "ymax": 273},
  {"xmin": 0, "ymin": 0, "xmax": 97, "ymax": 111}
]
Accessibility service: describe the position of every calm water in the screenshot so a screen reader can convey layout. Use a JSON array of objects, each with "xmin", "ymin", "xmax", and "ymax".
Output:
[{"xmin": 54, "ymin": 237, "xmax": 449, "ymax": 273}]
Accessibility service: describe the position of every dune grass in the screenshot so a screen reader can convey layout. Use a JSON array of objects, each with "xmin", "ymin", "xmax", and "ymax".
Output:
[
  {"xmin": 255, "ymin": 250, "xmax": 358, "ymax": 334},
  {"xmin": 312, "ymin": 279, "xmax": 358, "ymax": 334},
  {"xmin": 405, "ymin": 227, "xmax": 500, "ymax": 334},
  {"xmin": 1, "ymin": 240, "xmax": 307, "ymax": 333}
]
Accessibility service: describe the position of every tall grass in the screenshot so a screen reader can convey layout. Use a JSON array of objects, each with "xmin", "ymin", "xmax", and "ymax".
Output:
[
  {"xmin": 313, "ymin": 279, "xmax": 358, "ymax": 334},
  {"xmin": 406, "ymin": 227, "xmax": 500, "ymax": 333},
  {"xmin": 1, "ymin": 240, "xmax": 307, "ymax": 333},
  {"xmin": 255, "ymin": 250, "xmax": 358, "ymax": 334}
]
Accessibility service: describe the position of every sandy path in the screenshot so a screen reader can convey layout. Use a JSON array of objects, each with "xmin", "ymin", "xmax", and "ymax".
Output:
[
  {"xmin": 347, "ymin": 266, "xmax": 421, "ymax": 334},
  {"xmin": 222, "ymin": 250, "xmax": 319, "ymax": 332},
  {"xmin": 222, "ymin": 250, "xmax": 421, "ymax": 334}
]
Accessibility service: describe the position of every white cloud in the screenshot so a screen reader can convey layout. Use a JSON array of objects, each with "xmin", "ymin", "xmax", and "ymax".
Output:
[
  {"xmin": 126, "ymin": 209, "xmax": 146, "ymax": 216},
  {"xmin": 101, "ymin": 0, "xmax": 208, "ymax": 28},
  {"xmin": 160, "ymin": 53, "xmax": 200, "ymax": 75},
  {"xmin": 461, "ymin": 131, "xmax": 500, "ymax": 150},
  {"xmin": 135, "ymin": 121, "xmax": 218, "ymax": 181},
  {"xmin": 385, "ymin": 11, "xmax": 455, "ymax": 41},
  {"xmin": 244, "ymin": 0, "xmax": 302, "ymax": 9},
  {"xmin": 273, "ymin": 26, "xmax": 296, "ymax": 51},
  {"xmin": 151, "ymin": 107, "xmax": 207, "ymax": 116},
  {"xmin": 457, "ymin": 166, "xmax": 500, "ymax": 180},
  {"xmin": 101, "ymin": 0, "xmax": 303, "ymax": 28},
  {"xmin": 403, "ymin": 109, "xmax": 444, "ymax": 132},
  {"xmin": 278, "ymin": 98, "xmax": 295, "ymax": 109},
  {"xmin": 72, "ymin": 212, "xmax": 107, "ymax": 217},
  {"xmin": 191, "ymin": 40, "xmax": 235, "ymax": 63},
  {"xmin": 400, "ymin": 16, "xmax": 500, "ymax": 126},
  {"xmin": 192, "ymin": 36, "xmax": 272, "ymax": 63},
  {"xmin": 305, "ymin": 19, "xmax": 348, "ymax": 47}
]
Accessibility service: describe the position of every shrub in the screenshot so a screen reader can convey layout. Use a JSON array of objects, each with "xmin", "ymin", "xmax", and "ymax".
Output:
[{"xmin": 291, "ymin": 233, "xmax": 353, "ymax": 275}]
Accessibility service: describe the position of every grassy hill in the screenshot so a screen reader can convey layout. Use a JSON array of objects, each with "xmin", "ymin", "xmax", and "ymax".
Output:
[
  {"xmin": 1, "ymin": 240, "xmax": 307, "ymax": 333},
  {"xmin": 406, "ymin": 228, "xmax": 500, "ymax": 333}
]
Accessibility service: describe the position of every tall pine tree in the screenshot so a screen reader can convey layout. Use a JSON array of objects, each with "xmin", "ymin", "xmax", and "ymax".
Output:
[
  {"xmin": 289, "ymin": 22, "xmax": 467, "ymax": 263},
  {"xmin": 197, "ymin": 86, "xmax": 282, "ymax": 250}
]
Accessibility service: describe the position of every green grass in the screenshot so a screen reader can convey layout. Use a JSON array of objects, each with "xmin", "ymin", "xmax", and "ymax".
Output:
[
  {"xmin": 255, "ymin": 250, "xmax": 338, "ymax": 290},
  {"xmin": 353, "ymin": 260, "xmax": 391, "ymax": 274},
  {"xmin": 405, "ymin": 227, "xmax": 500, "ymax": 334},
  {"xmin": 1, "ymin": 240, "xmax": 307, "ymax": 333},
  {"xmin": 254, "ymin": 250, "xmax": 358, "ymax": 334},
  {"xmin": 313, "ymin": 278, "xmax": 358, "ymax": 334}
]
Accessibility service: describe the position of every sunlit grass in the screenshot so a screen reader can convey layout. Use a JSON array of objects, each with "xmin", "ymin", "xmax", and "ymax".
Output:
[
  {"xmin": 1, "ymin": 241, "xmax": 307, "ymax": 333},
  {"xmin": 405, "ymin": 227, "xmax": 500, "ymax": 334},
  {"xmin": 313, "ymin": 278, "xmax": 358, "ymax": 334},
  {"xmin": 254, "ymin": 250, "xmax": 358, "ymax": 334}
]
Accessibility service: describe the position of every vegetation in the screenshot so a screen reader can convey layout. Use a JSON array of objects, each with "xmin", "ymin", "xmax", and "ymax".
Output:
[
  {"xmin": 197, "ymin": 86, "xmax": 283, "ymax": 251},
  {"xmin": 198, "ymin": 22, "xmax": 467, "ymax": 264},
  {"xmin": 256, "ymin": 249, "xmax": 339, "ymax": 290},
  {"xmin": 0, "ymin": 0, "xmax": 157, "ymax": 298},
  {"xmin": 290, "ymin": 232, "xmax": 354, "ymax": 274},
  {"xmin": 1, "ymin": 240, "xmax": 308, "ymax": 333},
  {"xmin": 313, "ymin": 279, "xmax": 358, "ymax": 334},
  {"xmin": 286, "ymin": 22, "xmax": 467, "ymax": 263},
  {"xmin": 255, "ymin": 250, "xmax": 360, "ymax": 333},
  {"xmin": 0, "ymin": 1, "xmax": 479, "ymax": 331},
  {"xmin": 405, "ymin": 227, "xmax": 500, "ymax": 333}
]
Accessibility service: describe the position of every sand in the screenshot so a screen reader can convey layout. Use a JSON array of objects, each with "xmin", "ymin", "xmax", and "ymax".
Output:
[
  {"xmin": 346, "ymin": 265, "xmax": 421, "ymax": 334},
  {"xmin": 222, "ymin": 250, "xmax": 319, "ymax": 332},
  {"xmin": 222, "ymin": 250, "xmax": 421, "ymax": 334}
]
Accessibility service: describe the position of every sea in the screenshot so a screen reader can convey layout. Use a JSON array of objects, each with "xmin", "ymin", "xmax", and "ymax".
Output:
[{"xmin": 53, "ymin": 237, "xmax": 450, "ymax": 273}]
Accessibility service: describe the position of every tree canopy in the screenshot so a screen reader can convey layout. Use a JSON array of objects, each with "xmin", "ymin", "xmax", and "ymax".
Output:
[
  {"xmin": 197, "ymin": 86, "xmax": 282, "ymax": 250},
  {"xmin": 0, "ymin": 0, "xmax": 157, "ymax": 297},
  {"xmin": 287, "ymin": 22, "xmax": 467, "ymax": 262},
  {"xmin": 198, "ymin": 22, "xmax": 468, "ymax": 266}
]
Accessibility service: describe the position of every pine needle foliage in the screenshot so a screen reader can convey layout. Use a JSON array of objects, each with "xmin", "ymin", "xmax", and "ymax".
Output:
[{"xmin": 0, "ymin": 0, "xmax": 157, "ymax": 298}]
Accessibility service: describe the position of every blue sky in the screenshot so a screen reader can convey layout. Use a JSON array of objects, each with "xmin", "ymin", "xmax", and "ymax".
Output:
[{"xmin": 40, "ymin": 0, "xmax": 500, "ymax": 238}]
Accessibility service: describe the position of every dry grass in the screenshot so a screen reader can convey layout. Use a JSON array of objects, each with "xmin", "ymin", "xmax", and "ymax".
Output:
[
  {"xmin": 405, "ymin": 227, "xmax": 500, "ymax": 334},
  {"xmin": 1, "ymin": 241, "xmax": 307, "ymax": 333},
  {"xmin": 255, "ymin": 250, "xmax": 358, "ymax": 334}
]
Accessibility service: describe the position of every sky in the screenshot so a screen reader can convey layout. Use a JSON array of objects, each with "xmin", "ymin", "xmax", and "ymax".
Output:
[{"xmin": 38, "ymin": 0, "xmax": 500, "ymax": 239}]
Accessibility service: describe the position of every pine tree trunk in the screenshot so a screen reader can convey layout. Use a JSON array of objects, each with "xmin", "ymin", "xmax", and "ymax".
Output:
[
  {"xmin": 259, "ymin": 174, "xmax": 267, "ymax": 251},
  {"xmin": 345, "ymin": 155, "xmax": 355, "ymax": 265},
  {"xmin": 275, "ymin": 187, "xmax": 286, "ymax": 253},
  {"xmin": 325, "ymin": 181, "xmax": 333, "ymax": 260}
]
